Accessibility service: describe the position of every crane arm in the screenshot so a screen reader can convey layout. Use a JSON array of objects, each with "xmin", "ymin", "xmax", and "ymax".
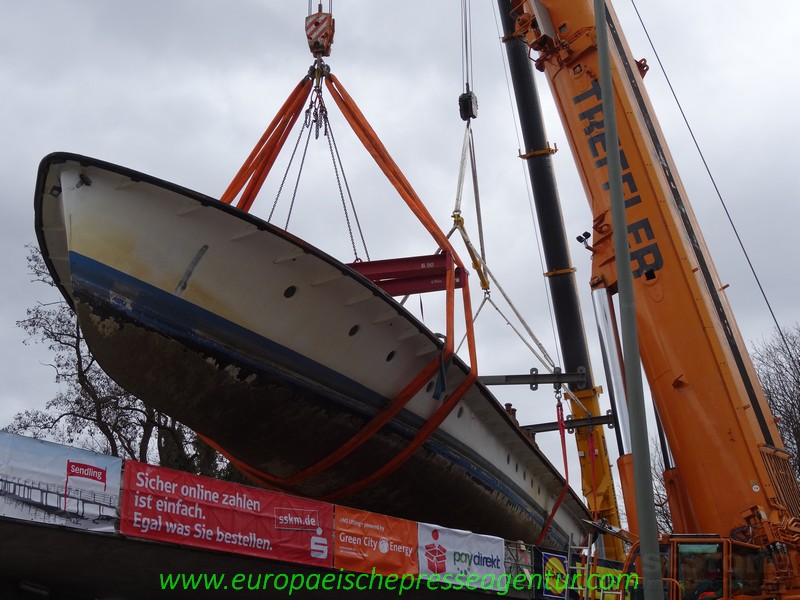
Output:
[{"xmin": 511, "ymin": 0, "xmax": 799, "ymax": 538}]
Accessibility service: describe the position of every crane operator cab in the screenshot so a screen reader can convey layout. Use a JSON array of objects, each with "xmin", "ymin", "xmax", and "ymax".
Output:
[
  {"xmin": 622, "ymin": 538, "xmax": 764, "ymax": 600},
  {"xmin": 677, "ymin": 543, "xmax": 724, "ymax": 600}
]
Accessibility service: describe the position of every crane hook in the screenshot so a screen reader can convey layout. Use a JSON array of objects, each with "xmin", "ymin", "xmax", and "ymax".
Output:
[{"xmin": 305, "ymin": 4, "xmax": 335, "ymax": 58}]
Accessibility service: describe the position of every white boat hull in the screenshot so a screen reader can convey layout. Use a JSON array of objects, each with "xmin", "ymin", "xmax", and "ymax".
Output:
[{"xmin": 34, "ymin": 152, "xmax": 588, "ymax": 548}]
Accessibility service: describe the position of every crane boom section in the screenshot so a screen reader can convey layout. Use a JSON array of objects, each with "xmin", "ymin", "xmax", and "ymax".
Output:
[{"xmin": 514, "ymin": 0, "xmax": 799, "ymax": 537}]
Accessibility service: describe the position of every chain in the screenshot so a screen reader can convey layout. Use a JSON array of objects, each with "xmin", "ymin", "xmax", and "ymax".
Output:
[
  {"xmin": 324, "ymin": 119, "xmax": 359, "ymax": 260},
  {"xmin": 267, "ymin": 93, "xmax": 317, "ymax": 224},
  {"xmin": 268, "ymin": 70, "xmax": 369, "ymax": 262},
  {"xmin": 323, "ymin": 109, "xmax": 369, "ymax": 261}
]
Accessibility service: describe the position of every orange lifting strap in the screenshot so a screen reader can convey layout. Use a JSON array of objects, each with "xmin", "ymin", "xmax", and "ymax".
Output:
[
  {"xmin": 537, "ymin": 398, "xmax": 569, "ymax": 546},
  {"xmin": 211, "ymin": 69, "xmax": 479, "ymax": 499},
  {"xmin": 219, "ymin": 77, "xmax": 313, "ymax": 212}
]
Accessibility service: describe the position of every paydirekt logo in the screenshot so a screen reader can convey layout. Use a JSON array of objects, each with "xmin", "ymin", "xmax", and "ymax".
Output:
[
  {"xmin": 424, "ymin": 530, "xmax": 447, "ymax": 574},
  {"xmin": 453, "ymin": 550, "xmax": 502, "ymax": 570}
]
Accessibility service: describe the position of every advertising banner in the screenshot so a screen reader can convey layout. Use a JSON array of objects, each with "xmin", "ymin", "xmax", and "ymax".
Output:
[
  {"xmin": 417, "ymin": 522, "xmax": 505, "ymax": 586},
  {"xmin": 120, "ymin": 460, "xmax": 333, "ymax": 567},
  {"xmin": 334, "ymin": 505, "xmax": 418, "ymax": 575},
  {"xmin": 0, "ymin": 431, "xmax": 121, "ymax": 532}
]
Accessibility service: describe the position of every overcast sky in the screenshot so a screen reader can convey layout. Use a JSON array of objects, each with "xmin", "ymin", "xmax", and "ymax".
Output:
[{"xmin": 2, "ymin": 0, "xmax": 799, "ymax": 494}]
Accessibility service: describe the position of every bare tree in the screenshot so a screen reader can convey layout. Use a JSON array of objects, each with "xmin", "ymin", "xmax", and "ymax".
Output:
[
  {"xmin": 6, "ymin": 245, "xmax": 241, "ymax": 481},
  {"xmin": 651, "ymin": 439, "xmax": 673, "ymax": 534},
  {"xmin": 751, "ymin": 324, "xmax": 800, "ymax": 479}
]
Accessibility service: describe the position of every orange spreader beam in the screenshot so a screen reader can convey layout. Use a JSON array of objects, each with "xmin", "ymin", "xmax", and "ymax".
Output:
[{"xmin": 212, "ymin": 68, "xmax": 479, "ymax": 500}]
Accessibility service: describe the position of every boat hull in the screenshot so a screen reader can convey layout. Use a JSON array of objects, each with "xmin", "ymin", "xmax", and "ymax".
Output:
[{"xmin": 34, "ymin": 152, "xmax": 588, "ymax": 547}]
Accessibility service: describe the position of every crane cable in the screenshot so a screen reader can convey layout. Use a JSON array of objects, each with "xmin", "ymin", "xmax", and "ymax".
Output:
[
  {"xmin": 452, "ymin": 0, "xmax": 592, "ymax": 417},
  {"xmin": 307, "ymin": 0, "xmax": 332, "ymax": 16},
  {"xmin": 480, "ymin": 1, "xmax": 587, "ymax": 416},
  {"xmin": 447, "ymin": 107, "xmax": 591, "ymax": 411},
  {"xmin": 461, "ymin": 0, "xmax": 475, "ymax": 93},
  {"xmin": 451, "ymin": 123, "xmax": 490, "ymax": 291},
  {"xmin": 451, "ymin": 226, "xmax": 593, "ymax": 418},
  {"xmin": 448, "ymin": 172, "xmax": 593, "ymax": 415}
]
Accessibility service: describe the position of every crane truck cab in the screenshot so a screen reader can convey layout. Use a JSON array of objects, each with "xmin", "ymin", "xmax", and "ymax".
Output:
[{"xmin": 622, "ymin": 537, "xmax": 764, "ymax": 600}]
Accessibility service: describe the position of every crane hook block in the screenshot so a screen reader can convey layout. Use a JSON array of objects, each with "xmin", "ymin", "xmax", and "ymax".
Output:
[
  {"xmin": 306, "ymin": 8, "xmax": 335, "ymax": 57},
  {"xmin": 459, "ymin": 90, "xmax": 478, "ymax": 121}
]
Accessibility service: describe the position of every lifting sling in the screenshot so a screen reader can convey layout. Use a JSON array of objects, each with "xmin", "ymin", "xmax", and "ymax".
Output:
[{"xmin": 211, "ymin": 66, "xmax": 479, "ymax": 499}]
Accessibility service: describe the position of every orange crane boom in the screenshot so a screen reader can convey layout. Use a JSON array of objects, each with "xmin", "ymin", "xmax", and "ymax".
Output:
[{"xmin": 506, "ymin": 0, "xmax": 800, "ymax": 596}]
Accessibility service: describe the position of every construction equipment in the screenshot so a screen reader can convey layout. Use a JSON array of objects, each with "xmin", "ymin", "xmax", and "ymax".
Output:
[{"xmin": 503, "ymin": 0, "xmax": 800, "ymax": 597}]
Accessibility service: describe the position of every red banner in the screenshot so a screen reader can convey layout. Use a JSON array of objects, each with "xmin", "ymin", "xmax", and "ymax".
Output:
[{"xmin": 120, "ymin": 461, "xmax": 333, "ymax": 567}]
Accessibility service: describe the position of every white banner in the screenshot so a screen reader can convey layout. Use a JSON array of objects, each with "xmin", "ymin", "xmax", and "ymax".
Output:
[
  {"xmin": 0, "ymin": 432, "xmax": 122, "ymax": 531},
  {"xmin": 417, "ymin": 522, "xmax": 505, "ymax": 590}
]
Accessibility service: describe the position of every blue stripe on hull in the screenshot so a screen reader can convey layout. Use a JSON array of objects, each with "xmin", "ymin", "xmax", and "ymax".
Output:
[{"xmin": 69, "ymin": 250, "xmax": 566, "ymax": 547}]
